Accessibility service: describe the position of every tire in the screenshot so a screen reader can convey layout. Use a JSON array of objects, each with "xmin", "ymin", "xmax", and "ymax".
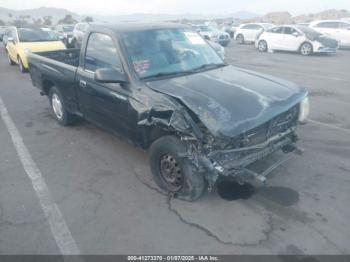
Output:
[
  {"xmin": 8, "ymin": 53, "xmax": 15, "ymax": 65},
  {"xmin": 236, "ymin": 34, "xmax": 244, "ymax": 44},
  {"xmin": 149, "ymin": 136, "xmax": 206, "ymax": 201},
  {"xmin": 49, "ymin": 86, "xmax": 77, "ymax": 126},
  {"xmin": 300, "ymin": 42, "xmax": 313, "ymax": 56},
  {"xmin": 258, "ymin": 40, "xmax": 268, "ymax": 52},
  {"xmin": 18, "ymin": 57, "xmax": 27, "ymax": 73}
]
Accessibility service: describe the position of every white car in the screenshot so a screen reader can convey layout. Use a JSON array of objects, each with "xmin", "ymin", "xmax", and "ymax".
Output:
[
  {"xmin": 192, "ymin": 25, "xmax": 231, "ymax": 46},
  {"xmin": 256, "ymin": 25, "xmax": 339, "ymax": 56},
  {"xmin": 235, "ymin": 23, "xmax": 275, "ymax": 44},
  {"xmin": 309, "ymin": 20, "xmax": 350, "ymax": 48}
]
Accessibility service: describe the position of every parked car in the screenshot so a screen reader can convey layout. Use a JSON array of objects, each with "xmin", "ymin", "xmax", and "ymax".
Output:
[
  {"xmin": 235, "ymin": 23, "xmax": 275, "ymax": 44},
  {"xmin": 0, "ymin": 26, "xmax": 7, "ymax": 42},
  {"xmin": 256, "ymin": 25, "xmax": 339, "ymax": 55},
  {"xmin": 72, "ymin": 22, "xmax": 90, "ymax": 48},
  {"xmin": 309, "ymin": 20, "xmax": 350, "ymax": 48},
  {"xmin": 6, "ymin": 27, "xmax": 66, "ymax": 73},
  {"xmin": 192, "ymin": 25, "xmax": 231, "ymax": 46},
  {"xmin": 220, "ymin": 22, "xmax": 241, "ymax": 38},
  {"xmin": 56, "ymin": 24, "xmax": 75, "ymax": 48},
  {"xmin": 2, "ymin": 26, "xmax": 15, "ymax": 48},
  {"xmin": 28, "ymin": 23, "xmax": 309, "ymax": 201}
]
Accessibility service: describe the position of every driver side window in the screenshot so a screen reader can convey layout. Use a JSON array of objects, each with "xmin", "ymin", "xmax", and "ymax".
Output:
[
  {"xmin": 269, "ymin": 27, "xmax": 283, "ymax": 34},
  {"xmin": 84, "ymin": 33, "xmax": 122, "ymax": 72}
]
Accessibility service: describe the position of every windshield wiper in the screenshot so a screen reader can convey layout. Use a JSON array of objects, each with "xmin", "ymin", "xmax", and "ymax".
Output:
[
  {"xmin": 141, "ymin": 71, "xmax": 192, "ymax": 80},
  {"xmin": 140, "ymin": 63, "xmax": 226, "ymax": 80},
  {"xmin": 187, "ymin": 63, "xmax": 227, "ymax": 73}
]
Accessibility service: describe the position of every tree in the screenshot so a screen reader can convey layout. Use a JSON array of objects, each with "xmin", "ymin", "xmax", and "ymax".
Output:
[
  {"xmin": 82, "ymin": 16, "xmax": 94, "ymax": 23},
  {"xmin": 33, "ymin": 18, "xmax": 43, "ymax": 26},
  {"xmin": 58, "ymin": 15, "xmax": 77, "ymax": 25},
  {"xmin": 43, "ymin": 16, "xmax": 53, "ymax": 26}
]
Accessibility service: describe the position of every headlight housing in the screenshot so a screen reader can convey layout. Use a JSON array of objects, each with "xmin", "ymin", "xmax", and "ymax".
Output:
[{"xmin": 298, "ymin": 96, "xmax": 310, "ymax": 124}]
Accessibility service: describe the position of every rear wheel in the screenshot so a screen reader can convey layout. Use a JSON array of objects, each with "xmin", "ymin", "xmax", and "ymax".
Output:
[
  {"xmin": 236, "ymin": 34, "xmax": 244, "ymax": 44},
  {"xmin": 8, "ymin": 53, "xmax": 15, "ymax": 65},
  {"xmin": 300, "ymin": 42, "xmax": 313, "ymax": 56},
  {"xmin": 49, "ymin": 86, "xmax": 77, "ymax": 126},
  {"xmin": 149, "ymin": 136, "xmax": 206, "ymax": 201},
  {"xmin": 258, "ymin": 40, "xmax": 268, "ymax": 52}
]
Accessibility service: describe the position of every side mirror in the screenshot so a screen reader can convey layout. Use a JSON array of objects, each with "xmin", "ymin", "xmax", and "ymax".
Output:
[
  {"xmin": 292, "ymin": 32, "xmax": 299, "ymax": 37},
  {"xmin": 94, "ymin": 68, "xmax": 127, "ymax": 84},
  {"xmin": 7, "ymin": 37, "xmax": 14, "ymax": 43}
]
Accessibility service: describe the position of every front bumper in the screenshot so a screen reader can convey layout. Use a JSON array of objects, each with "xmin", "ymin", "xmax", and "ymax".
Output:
[{"xmin": 199, "ymin": 128, "xmax": 299, "ymax": 187}]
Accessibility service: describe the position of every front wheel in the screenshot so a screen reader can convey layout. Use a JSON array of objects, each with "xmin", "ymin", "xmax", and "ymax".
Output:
[
  {"xmin": 149, "ymin": 136, "xmax": 206, "ymax": 201},
  {"xmin": 49, "ymin": 86, "xmax": 77, "ymax": 126},
  {"xmin": 258, "ymin": 40, "xmax": 268, "ymax": 52},
  {"xmin": 300, "ymin": 42, "xmax": 313, "ymax": 56}
]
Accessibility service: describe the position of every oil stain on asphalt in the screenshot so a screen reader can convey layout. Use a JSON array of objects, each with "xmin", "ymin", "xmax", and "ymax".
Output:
[
  {"xmin": 216, "ymin": 179, "xmax": 299, "ymax": 207},
  {"xmin": 216, "ymin": 180, "xmax": 255, "ymax": 201}
]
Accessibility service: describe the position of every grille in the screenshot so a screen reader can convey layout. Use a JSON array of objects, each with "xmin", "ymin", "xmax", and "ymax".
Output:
[{"xmin": 239, "ymin": 104, "xmax": 299, "ymax": 147}]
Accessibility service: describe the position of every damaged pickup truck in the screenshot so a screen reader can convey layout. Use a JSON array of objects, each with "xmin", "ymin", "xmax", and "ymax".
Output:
[{"xmin": 28, "ymin": 23, "xmax": 309, "ymax": 201}]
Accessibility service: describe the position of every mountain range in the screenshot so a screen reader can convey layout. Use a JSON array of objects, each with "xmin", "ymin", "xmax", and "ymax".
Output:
[{"xmin": 0, "ymin": 6, "xmax": 349, "ymax": 25}]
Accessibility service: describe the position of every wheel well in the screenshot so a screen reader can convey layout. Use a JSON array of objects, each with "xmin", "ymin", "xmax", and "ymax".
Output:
[
  {"xmin": 299, "ymin": 41, "xmax": 313, "ymax": 51},
  {"xmin": 42, "ymin": 79, "xmax": 55, "ymax": 96},
  {"xmin": 145, "ymin": 126, "xmax": 175, "ymax": 150}
]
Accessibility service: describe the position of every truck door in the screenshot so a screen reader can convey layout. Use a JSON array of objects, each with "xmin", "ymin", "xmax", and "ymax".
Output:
[{"xmin": 76, "ymin": 32, "xmax": 132, "ymax": 138}]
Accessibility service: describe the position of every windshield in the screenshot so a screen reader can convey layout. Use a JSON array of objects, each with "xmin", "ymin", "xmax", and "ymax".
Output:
[
  {"xmin": 296, "ymin": 26, "xmax": 321, "ymax": 39},
  {"xmin": 121, "ymin": 28, "xmax": 225, "ymax": 80},
  {"xmin": 18, "ymin": 28, "xmax": 60, "ymax": 42},
  {"xmin": 62, "ymin": 25, "xmax": 74, "ymax": 32}
]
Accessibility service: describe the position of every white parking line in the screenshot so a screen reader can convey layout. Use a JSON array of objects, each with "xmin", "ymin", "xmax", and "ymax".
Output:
[
  {"xmin": 0, "ymin": 96, "xmax": 80, "ymax": 255},
  {"xmin": 309, "ymin": 119, "xmax": 350, "ymax": 134}
]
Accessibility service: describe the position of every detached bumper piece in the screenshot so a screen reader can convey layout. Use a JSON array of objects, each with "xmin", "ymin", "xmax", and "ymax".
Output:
[{"xmin": 240, "ymin": 145, "xmax": 303, "ymax": 184}]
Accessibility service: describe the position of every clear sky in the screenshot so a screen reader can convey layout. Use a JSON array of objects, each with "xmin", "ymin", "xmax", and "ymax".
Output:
[{"xmin": 0, "ymin": 0, "xmax": 349, "ymax": 15}]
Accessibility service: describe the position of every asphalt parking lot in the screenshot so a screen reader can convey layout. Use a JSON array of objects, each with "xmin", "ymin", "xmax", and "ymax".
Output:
[{"xmin": 0, "ymin": 42, "xmax": 350, "ymax": 255}]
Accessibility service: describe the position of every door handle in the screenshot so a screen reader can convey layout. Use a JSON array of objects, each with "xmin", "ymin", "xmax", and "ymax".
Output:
[{"xmin": 79, "ymin": 80, "xmax": 87, "ymax": 88}]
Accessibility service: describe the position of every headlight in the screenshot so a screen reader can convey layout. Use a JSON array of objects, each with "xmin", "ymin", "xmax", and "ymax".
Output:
[{"xmin": 298, "ymin": 97, "xmax": 310, "ymax": 124}]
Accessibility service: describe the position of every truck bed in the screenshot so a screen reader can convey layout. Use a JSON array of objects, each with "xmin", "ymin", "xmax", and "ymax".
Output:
[
  {"xmin": 28, "ymin": 49, "xmax": 81, "ymax": 114},
  {"xmin": 33, "ymin": 49, "xmax": 80, "ymax": 67}
]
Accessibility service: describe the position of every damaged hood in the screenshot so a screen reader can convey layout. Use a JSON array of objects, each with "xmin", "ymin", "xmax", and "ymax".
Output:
[{"xmin": 146, "ymin": 65, "xmax": 307, "ymax": 138}]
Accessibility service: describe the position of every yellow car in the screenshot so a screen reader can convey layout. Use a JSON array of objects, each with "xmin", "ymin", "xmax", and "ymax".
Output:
[{"xmin": 6, "ymin": 27, "xmax": 66, "ymax": 73}]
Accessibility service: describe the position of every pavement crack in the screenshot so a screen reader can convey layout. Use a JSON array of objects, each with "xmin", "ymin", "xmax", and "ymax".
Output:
[
  {"xmin": 167, "ymin": 195, "xmax": 274, "ymax": 247},
  {"xmin": 133, "ymin": 171, "xmax": 275, "ymax": 247}
]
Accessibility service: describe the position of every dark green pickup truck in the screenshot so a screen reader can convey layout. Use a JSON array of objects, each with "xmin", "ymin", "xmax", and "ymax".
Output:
[{"xmin": 28, "ymin": 22, "xmax": 309, "ymax": 201}]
